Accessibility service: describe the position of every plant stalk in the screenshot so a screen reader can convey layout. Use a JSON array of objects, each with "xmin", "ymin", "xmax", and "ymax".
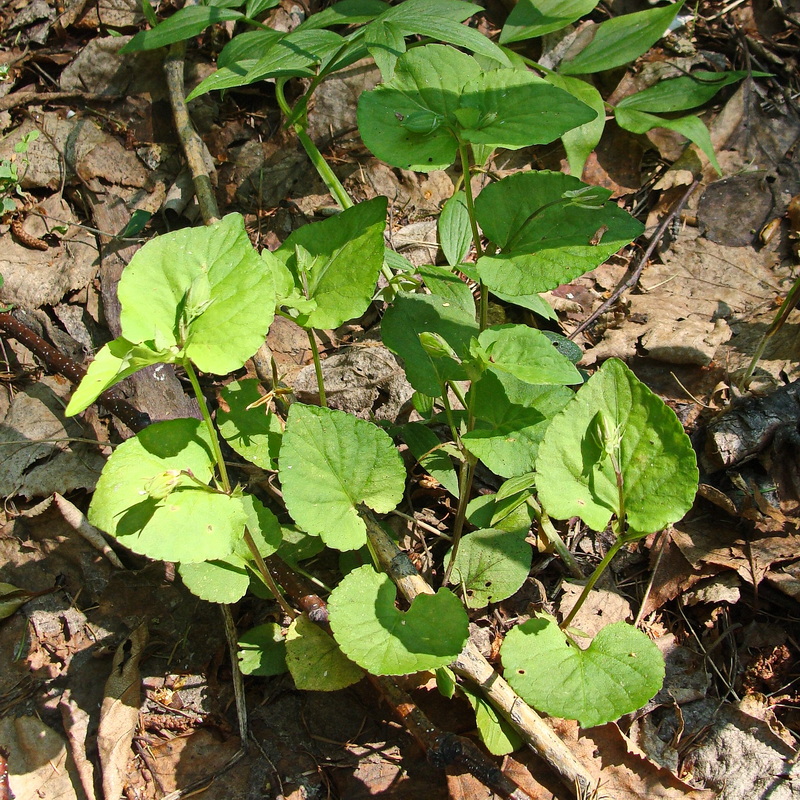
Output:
[
  {"xmin": 532, "ymin": 505, "xmax": 584, "ymax": 580},
  {"xmin": 457, "ymin": 141, "xmax": 488, "ymax": 331},
  {"xmin": 307, "ymin": 330, "xmax": 327, "ymax": 408},
  {"xmin": 442, "ymin": 454, "xmax": 476, "ymax": 585},
  {"xmin": 243, "ymin": 528, "xmax": 296, "ymax": 618}
]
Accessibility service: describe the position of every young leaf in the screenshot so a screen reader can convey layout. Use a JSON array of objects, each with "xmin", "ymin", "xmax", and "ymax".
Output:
[
  {"xmin": 447, "ymin": 528, "xmax": 531, "ymax": 609},
  {"xmin": 459, "ymin": 683, "xmax": 522, "ymax": 755},
  {"xmin": 501, "ymin": 617, "xmax": 665, "ymax": 728},
  {"xmin": 328, "ymin": 564, "xmax": 469, "ymax": 675},
  {"xmin": 417, "ymin": 265, "xmax": 476, "ymax": 318},
  {"xmin": 286, "ymin": 615, "xmax": 365, "ymax": 690},
  {"xmin": 614, "ymin": 107, "xmax": 721, "ymax": 174},
  {"xmin": 121, "ymin": 6, "xmax": 244, "ymax": 52},
  {"xmin": 400, "ymin": 422, "xmax": 459, "ymax": 497},
  {"xmin": 217, "ymin": 379, "xmax": 283, "ymax": 470},
  {"xmin": 438, "ymin": 192, "xmax": 472, "ymax": 268},
  {"xmin": 279, "ymin": 405, "xmax": 405, "ymax": 551},
  {"xmin": 274, "ymin": 197, "xmax": 387, "ymax": 329},
  {"xmin": 474, "ymin": 171, "xmax": 644, "ymax": 296},
  {"xmin": 467, "ymin": 489, "xmax": 535, "ymax": 536},
  {"xmin": 117, "ymin": 213, "xmax": 275, "ymax": 374},
  {"xmin": 500, "ymin": 0, "xmax": 599, "ymax": 43},
  {"xmin": 559, "ymin": 1, "xmax": 685, "ymax": 75},
  {"xmin": 238, "ymin": 623, "xmax": 288, "ymax": 677},
  {"xmin": 88, "ymin": 419, "xmax": 247, "ymax": 563},
  {"xmin": 382, "ymin": 293, "xmax": 479, "ymax": 397},
  {"xmin": 535, "ymin": 358, "xmax": 699, "ymax": 535}
]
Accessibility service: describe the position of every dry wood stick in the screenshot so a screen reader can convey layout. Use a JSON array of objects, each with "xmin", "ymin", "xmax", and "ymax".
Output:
[{"xmin": 362, "ymin": 512, "xmax": 598, "ymax": 798}]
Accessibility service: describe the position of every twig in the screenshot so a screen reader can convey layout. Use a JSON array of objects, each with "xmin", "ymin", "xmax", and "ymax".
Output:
[
  {"xmin": 0, "ymin": 312, "xmax": 149, "ymax": 432},
  {"xmin": 0, "ymin": 90, "xmax": 123, "ymax": 112},
  {"xmin": 361, "ymin": 512, "xmax": 597, "ymax": 797},
  {"xmin": 220, "ymin": 605, "xmax": 248, "ymax": 746},
  {"xmin": 569, "ymin": 180, "xmax": 700, "ymax": 340}
]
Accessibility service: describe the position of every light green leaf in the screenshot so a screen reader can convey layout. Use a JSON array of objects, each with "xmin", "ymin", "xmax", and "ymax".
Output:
[
  {"xmin": 218, "ymin": 29, "xmax": 283, "ymax": 68},
  {"xmin": 460, "ymin": 683, "xmax": 522, "ymax": 755},
  {"xmin": 365, "ymin": 20, "xmax": 405, "ymax": 80},
  {"xmin": 474, "ymin": 171, "xmax": 644, "ymax": 296},
  {"xmin": 438, "ymin": 192, "xmax": 472, "ymax": 268},
  {"xmin": 274, "ymin": 197, "xmax": 387, "ymax": 329},
  {"xmin": 479, "ymin": 325, "xmax": 583, "ymax": 386},
  {"xmin": 245, "ymin": 29, "xmax": 347, "ymax": 84},
  {"xmin": 614, "ymin": 107, "xmax": 721, "ymax": 174},
  {"xmin": 399, "ymin": 15, "xmax": 510, "ymax": 66},
  {"xmin": 466, "ymin": 490, "xmax": 535, "ymax": 536},
  {"xmin": 417, "ymin": 265, "xmax": 476, "ymax": 318},
  {"xmin": 448, "ymin": 528, "xmax": 531, "ymax": 608},
  {"xmin": 382, "ymin": 293, "xmax": 479, "ymax": 397},
  {"xmin": 500, "ymin": 0, "xmax": 599, "ymax": 43},
  {"xmin": 501, "ymin": 616, "xmax": 665, "ymax": 727},
  {"xmin": 238, "ymin": 623, "xmax": 288, "ymax": 677},
  {"xmin": 66, "ymin": 337, "xmax": 176, "ymax": 416},
  {"xmin": 277, "ymin": 525, "xmax": 326, "ymax": 567},
  {"xmin": 178, "ymin": 558, "xmax": 250, "ymax": 604},
  {"xmin": 117, "ymin": 213, "xmax": 275, "ymax": 374},
  {"xmin": 535, "ymin": 358, "xmax": 699, "ymax": 535},
  {"xmin": 245, "ymin": 0, "xmax": 280, "ymax": 18},
  {"xmin": 286, "ymin": 615, "xmax": 365, "ymax": 690},
  {"xmin": 217, "ymin": 379, "xmax": 283, "ymax": 470},
  {"xmin": 490, "ymin": 288, "xmax": 557, "ymax": 321},
  {"xmin": 328, "ymin": 565, "xmax": 469, "ymax": 675},
  {"xmin": 560, "ymin": 1, "xmax": 685, "ymax": 75},
  {"xmin": 120, "ymin": 6, "xmax": 244, "ymax": 52},
  {"xmin": 400, "ymin": 422, "xmax": 459, "ymax": 497},
  {"xmin": 279, "ymin": 405, "xmax": 405, "ymax": 551},
  {"xmin": 297, "ymin": 0, "xmax": 389, "ymax": 30},
  {"xmin": 88, "ymin": 419, "xmax": 247, "ymax": 563}
]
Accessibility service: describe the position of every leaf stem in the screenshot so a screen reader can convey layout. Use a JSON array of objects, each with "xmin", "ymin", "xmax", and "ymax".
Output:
[
  {"xmin": 184, "ymin": 359, "xmax": 231, "ymax": 493},
  {"xmin": 457, "ymin": 141, "xmax": 487, "ymax": 331},
  {"xmin": 531, "ymin": 504, "xmax": 584, "ymax": 580},
  {"xmin": 442, "ymin": 454, "xmax": 477, "ymax": 585},
  {"xmin": 243, "ymin": 528, "xmax": 296, "ymax": 618},
  {"xmin": 307, "ymin": 329, "xmax": 327, "ymax": 408}
]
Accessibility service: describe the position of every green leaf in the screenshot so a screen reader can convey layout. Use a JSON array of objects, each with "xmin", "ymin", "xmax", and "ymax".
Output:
[
  {"xmin": 560, "ymin": 1, "xmax": 685, "ymax": 75},
  {"xmin": 120, "ymin": 6, "xmax": 244, "ymax": 52},
  {"xmin": 218, "ymin": 29, "xmax": 284, "ymax": 68},
  {"xmin": 460, "ymin": 682, "xmax": 522, "ymax": 755},
  {"xmin": 88, "ymin": 419, "xmax": 247, "ymax": 563},
  {"xmin": 616, "ymin": 70, "xmax": 769, "ymax": 113},
  {"xmin": 66, "ymin": 337, "xmax": 176, "ymax": 416},
  {"xmin": 245, "ymin": 0, "xmax": 280, "ymax": 18},
  {"xmin": 417, "ymin": 265, "xmax": 476, "ymax": 319},
  {"xmin": 328, "ymin": 565, "xmax": 469, "ymax": 675},
  {"xmin": 365, "ymin": 20, "xmax": 406, "ymax": 80},
  {"xmin": 535, "ymin": 358, "xmax": 699, "ymax": 535},
  {"xmin": 438, "ymin": 192, "xmax": 472, "ymax": 268},
  {"xmin": 238, "ymin": 623, "xmax": 288, "ymax": 677},
  {"xmin": 274, "ymin": 197, "xmax": 387, "ymax": 329},
  {"xmin": 544, "ymin": 74, "xmax": 604, "ymax": 176},
  {"xmin": 382, "ymin": 293, "xmax": 479, "ymax": 397},
  {"xmin": 379, "ymin": 0, "xmax": 477, "ymax": 26},
  {"xmin": 474, "ymin": 171, "xmax": 644, "ymax": 296},
  {"xmin": 217, "ymin": 379, "xmax": 283, "ymax": 470},
  {"xmin": 490, "ymin": 288, "xmax": 557, "ymax": 321},
  {"xmin": 286, "ymin": 615, "xmax": 365, "ymax": 690},
  {"xmin": 279, "ymin": 405, "xmax": 405, "ymax": 551},
  {"xmin": 500, "ymin": 0, "xmax": 599, "ymax": 43},
  {"xmin": 0, "ymin": 583, "xmax": 34, "ymax": 620},
  {"xmin": 400, "ymin": 422, "xmax": 459, "ymax": 497},
  {"xmin": 120, "ymin": 209, "xmax": 152, "ymax": 238},
  {"xmin": 501, "ymin": 617, "xmax": 665, "ymax": 727},
  {"xmin": 614, "ymin": 107, "xmax": 721, "ymax": 174},
  {"xmin": 178, "ymin": 558, "xmax": 250, "ymax": 603},
  {"xmin": 448, "ymin": 528, "xmax": 531, "ymax": 608},
  {"xmin": 479, "ymin": 325, "xmax": 583, "ymax": 386},
  {"xmin": 297, "ymin": 0, "xmax": 389, "ymax": 30},
  {"xmin": 463, "ymin": 368, "xmax": 572, "ymax": 478},
  {"xmin": 277, "ymin": 525, "xmax": 326, "ymax": 566},
  {"xmin": 466, "ymin": 488, "xmax": 535, "ymax": 536},
  {"xmin": 245, "ymin": 29, "xmax": 347, "ymax": 85},
  {"xmin": 398, "ymin": 15, "xmax": 510, "ymax": 66},
  {"xmin": 117, "ymin": 213, "xmax": 275, "ymax": 374}
]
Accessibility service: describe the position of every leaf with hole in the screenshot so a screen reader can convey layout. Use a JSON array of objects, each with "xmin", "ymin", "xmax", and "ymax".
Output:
[
  {"xmin": 328, "ymin": 565, "xmax": 469, "ymax": 675},
  {"xmin": 501, "ymin": 616, "xmax": 665, "ymax": 727}
]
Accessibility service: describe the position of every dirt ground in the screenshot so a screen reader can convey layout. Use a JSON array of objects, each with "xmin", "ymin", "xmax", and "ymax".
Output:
[{"xmin": 1, "ymin": 1, "xmax": 800, "ymax": 798}]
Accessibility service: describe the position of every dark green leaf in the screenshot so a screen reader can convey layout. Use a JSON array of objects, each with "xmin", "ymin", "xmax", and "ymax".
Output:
[
  {"xmin": 500, "ymin": 0, "xmax": 598, "ymax": 43},
  {"xmin": 121, "ymin": 6, "xmax": 244, "ymax": 52}
]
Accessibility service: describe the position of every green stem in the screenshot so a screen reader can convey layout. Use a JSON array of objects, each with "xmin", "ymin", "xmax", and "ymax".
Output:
[
  {"xmin": 244, "ymin": 529, "xmax": 296, "ymax": 618},
  {"xmin": 532, "ymin": 505, "xmax": 584, "ymax": 580},
  {"xmin": 458, "ymin": 141, "xmax": 488, "ymax": 331},
  {"xmin": 442, "ymin": 455, "xmax": 477, "ymax": 585},
  {"xmin": 559, "ymin": 538, "xmax": 624, "ymax": 630},
  {"xmin": 510, "ymin": 50, "xmax": 554, "ymax": 76},
  {"xmin": 307, "ymin": 329, "xmax": 327, "ymax": 408},
  {"xmin": 184, "ymin": 360, "xmax": 231, "ymax": 493}
]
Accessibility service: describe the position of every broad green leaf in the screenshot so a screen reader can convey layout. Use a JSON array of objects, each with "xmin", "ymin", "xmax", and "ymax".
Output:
[
  {"xmin": 178, "ymin": 558, "xmax": 250, "ymax": 603},
  {"xmin": 379, "ymin": 0, "xmax": 477, "ymax": 26},
  {"xmin": 217, "ymin": 29, "xmax": 283, "ymax": 68},
  {"xmin": 277, "ymin": 525, "xmax": 327, "ymax": 566},
  {"xmin": 328, "ymin": 564, "xmax": 469, "ymax": 675},
  {"xmin": 542, "ymin": 331, "xmax": 584, "ymax": 364},
  {"xmin": 479, "ymin": 325, "xmax": 583, "ymax": 386},
  {"xmin": 365, "ymin": 20, "xmax": 406, "ymax": 80},
  {"xmin": 460, "ymin": 683, "xmax": 522, "ymax": 755},
  {"xmin": 490, "ymin": 287, "xmax": 557, "ymax": 321},
  {"xmin": 536, "ymin": 358, "xmax": 699, "ymax": 535},
  {"xmin": 88, "ymin": 419, "xmax": 246, "ymax": 563},
  {"xmin": 217, "ymin": 379, "xmax": 283, "ymax": 470},
  {"xmin": 400, "ymin": 422, "xmax": 459, "ymax": 497},
  {"xmin": 286, "ymin": 615, "xmax": 364, "ymax": 690},
  {"xmin": 614, "ymin": 107, "xmax": 721, "ymax": 174},
  {"xmin": 616, "ymin": 70, "xmax": 769, "ymax": 113},
  {"xmin": 117, "ymin": 213, "xmax": 275, "ymax": 374},
  {"xmin": 466, "ymin": 490, "xmax": 535, "ymax": 536},
  {"xmin": 382, "ymin": 293, "xmax": 479, "ymax": 397},
  {"xmin": 245, "ymin": 0, "xmax": 280, "ymax": 18},
  {"xmin": 279, "ymin": 405, "xmax": 405, "ymax": 550},
  {"xmin": 500, "ymin": 0, "xmax": 598, "ymax": 43},
  {"xmin": 463, "ymin": 368, "xmax": 572, "ymax": 478},
  {"xmin": 297, "ymin": 0, "xmax": 389, "ymax": 30},
  {"xmin": 438, "ymin": 192, "xmax": 472, "ymax": 268},
  {"xmin": 544, "ymin": 74, "xmax": 604, "ymax": 176},
  {"xmin": 399, "ymin": 15, "xmax": 510, "ymax": 66},
  {"xmin": 66, "ymin": 337, "xmax": 176, "ymax": 416},
  {"xmin": 474, "ymin": 171, "xmax": 644, "ymax": 296},
  {"xmin": 274, "ymin": 197, "xmax": 387, "ymax": 329},
  {"xmin": 560, "ymin": 1, "xmax": 685, "ymax": 75},
  {"xmin": 417, "ymin": 265, "xmax": 476, "ymax": 318},
  {"xmin": 238, "ymin": 623, "xmax": 287, "ymax": 677},
  {"xmin": 186, "ymin": 62, "xmax": 257, "ymax": 98},
  {"xmin": 121, "ymin": 6, "xmax": 244, "ymax": 52},
  {"xmin": 448, "ymin": 529, "xmax": 531, "ymax": 608},
  {"xmin": 245, "ymin": 29, "xmax": 347, "ymax": 85},
  {"xmin": 501, "ymin": 617, "xmax": 665, "ymax": 727}
]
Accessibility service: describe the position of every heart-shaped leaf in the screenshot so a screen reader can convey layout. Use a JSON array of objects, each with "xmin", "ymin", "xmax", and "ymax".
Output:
[
  {"xmin": 535, "ymin": 358, "xmax": 699, "ymax": 535},
  {"xmin": 328, "ymin": 565, "xmax": 469, "ymax": 675},
  {"xmin": 501, "ymin": 616, "xmax": 665, "ymax": 728},
  {"xmin": 279, "ymin": 405, "xmax": 405, "ymax": 550}
]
